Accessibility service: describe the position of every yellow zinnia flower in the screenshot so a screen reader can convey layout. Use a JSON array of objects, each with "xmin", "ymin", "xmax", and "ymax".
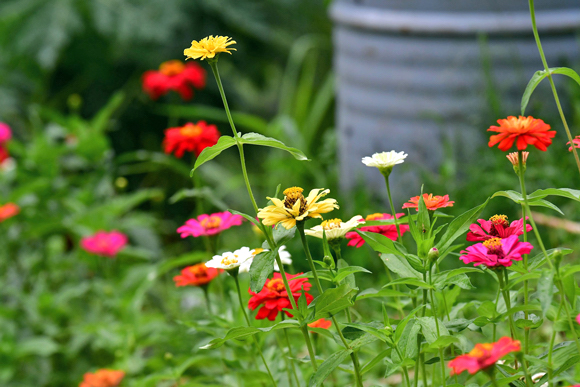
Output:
[
  {"xmin": 184, "ymin": 35, "xmax": 237, "ymax": 61},
  {"xmin": 258, "ymin": 187, "xmax": 339, "ymax": 230}
]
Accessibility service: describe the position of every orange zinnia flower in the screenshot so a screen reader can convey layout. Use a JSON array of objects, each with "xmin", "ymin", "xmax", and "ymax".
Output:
[
  {"xmin": 0, "ymin": 203, "xmax": 19, "ymax": 222},
  {"xmin": 308, "ymin": 318, "xmax": 332, "ymax": 330},
  {"xmin": 173, "ymin": 263, "xmax": 220, "ymax": 287},
  {"xmin": 79, "ymin": 369, "xmax": 125, "ymax": 387},
  {"xmin": 402, "ymin": 194, "xmax": 454, "ymax": 211},
  {"xmin": 488, "ymin": 116, "xmax": 555, "ymax": 151},
  {"xmin": 163, "ymin": 121, "xmax": 220, "ymax": 158},
  {"xmin": 448, "ymin": 337, "xmax": 520, "ymax": 375}
]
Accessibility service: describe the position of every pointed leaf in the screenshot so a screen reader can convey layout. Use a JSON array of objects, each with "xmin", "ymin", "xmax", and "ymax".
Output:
[
  {"xmin": 308, "ymin": 349, "xmax": 353, "ymax": 387},
  {"xmin": 310, "ymin": 283, "xmax": 358, "ymax": 319},
  {"xmin": 191, "ymin": 135, "xmax": 236, "ymax": 174},
  {"xmin": 249, "ymin": 249, "xmax": 277, "ymax": 293},
  {"xmin": 436, "ymin": 198, "xmax": 489, "ymax": 254},
  {"xmin": 239, "ymin": 132, "xmax": 308, "ymax": 160},
  {"xmin": 522, "ymin": 67, "xmax": 580, "ymax": 114}
]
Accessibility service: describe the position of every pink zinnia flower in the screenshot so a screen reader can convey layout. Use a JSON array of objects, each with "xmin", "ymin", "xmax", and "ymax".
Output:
[
  {"xmin": 80, "ymin": 231, "xmax": 128, "ymax": 258},
  {"xmin": 577, "ymin": 313, "xmax": 580, "ymax": 325},
  {"xmin": 346, "ymin": 213, "xmax": 409, "ymax": 248},
  {"xmin": 459, "ymin": 235, "xmax": 533, "ymax": 268},
  {"xmin": 0, "ymin": 123, "xmax": 12, "ymax": 144},
  {"xmin": 567, "ymin": 135, "xmax": 580, "ymax": 152},
  {"xmin": 466, "ymin": 215, "xmax": 532, "ymax": 242},
  {"xmin": 177, "ymin": 211, "xmax": 243, "ymax": 238},
  {"xmin": 448, "ymin": 336, "xmax": 521, "ymax": 375}
]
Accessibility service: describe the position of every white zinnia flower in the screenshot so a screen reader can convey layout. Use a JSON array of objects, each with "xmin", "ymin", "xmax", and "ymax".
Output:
[
  {"xmin": 362, "ymin": 151, "xmax": 407, "ymax": 176},
  {"xmin": 206, "ymin": 246, "xmax": 253, "ymax": 271},
  {"xmin": 304, "ymin": 215, "xmax": 364, "ymax": 240},
  {"xmin": 239, "ymin": 245, "xmax": 292, "ymax": 273}
]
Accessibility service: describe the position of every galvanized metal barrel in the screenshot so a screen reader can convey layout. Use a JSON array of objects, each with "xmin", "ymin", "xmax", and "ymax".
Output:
[{"xmin": 331, "ymin": 0, "xmax": 580, "ymax": 200}]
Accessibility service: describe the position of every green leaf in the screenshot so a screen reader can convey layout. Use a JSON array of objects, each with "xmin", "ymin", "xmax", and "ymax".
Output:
[
  {"xmin": 384, "ymin": 278, "xmax": 434, "ymax": 289},
  {"xmin": 337, "ymin": 259, "xmax": 356, "ymax": 288},
  {"xmin": 522, "ymin": 67, "xmax": 580, "ymax": 115},
  {"xmin": 380, "ymin": 253, "xmax": 422, "ymax": 279},
  {"xmin": 249, "ymin": 249, "xmax": 277, "ymax": 293},
  {"xmin": 436, "ymin": 198, "xmax": 489, "ymax": 254},
  {"xmin": 426, "ymin": 335, "xmax": 459, "ymax": 350},
  {"xmin": 333, "ymin": 266, "xmax": 371, "ymax": 283},
  {"xmin": 477, "ymin": 301, "xmax": 497, "ymax": 319},
  {"xmin": 310, "ymin": 283, "xmax": 358, "ymax": 319},
  {"xmin": 418, "ymin": 194, "xmax": 430, "ymax": 235},
  {"xmin": 528, "ymin": 187, "xmax": 580, "ymax": 202},
  {"xmin": 398, "ymin": 319, "xmax": 421, "ymax": 359},
  {"xmin": 356, "ymin": 288, "xmax": 408, "ymax": 300},
  {"xmin": 239, "ymin": 132, "xmax": 308, "ymax": 160},
  {"xmin": 272, "ymin": 225, "xmax": 296, "ymax": 246},
  {"xmin": 433, "ymin": 267, "xmax": 482, "ymax": 290},
  {"xmin": 527, "ymin": 199, "xmax": 564, "ymax": 215},
  {"xmin": 342, "ymin": 322, "xmax": 389, "ymax": 342},
  {"xmin": 200, "ymin": 320, "xmax": 300, "ymax": 349},
  {"xmin": 192, "ymin": 135, "xmax": 236, "ymax": 174},
  {"xmin": 528, "ymin": 248, "xmax": 573, "ymax": 270},
  {"xmin": 562, "ymin": 274, "xmax": 576, "ymax": 309},
  {"xmin": 394, "ymin": 305, "xmax": 425, "ymax": 343},
  {"xmin": 416, "ymin": 317, "xmax": 450, "ymax": 344},
  {"xmin": 537, "ymin": 269, "xmax": 555, "ymax": 317},
  {"xmin": 307, "ymin": 349, "xmax": 353, "ymax": 387}
]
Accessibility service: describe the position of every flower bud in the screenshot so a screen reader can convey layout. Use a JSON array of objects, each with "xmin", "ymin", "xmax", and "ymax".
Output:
[
  {"xmin": 323, "ymin": 255, "xmax": 335, "ymax": 269},
  {"xmin": 427, "ymin": 247, "xmax": 439, "ymax": 261},
  {"xmin": 381, "ymin": 325, "xmax": 393, "ymax": 337}
]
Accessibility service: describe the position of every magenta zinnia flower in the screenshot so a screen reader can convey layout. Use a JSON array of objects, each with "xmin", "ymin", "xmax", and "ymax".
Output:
[
  {"xmin": 459, "ymin": 235, "xmax": 533, "ymax": 268},
  {"xmin": 177, "ymin": 211, "xmax": 243, "ymax": 238},
  {"xmin": 0, "ymin": 123, "xmax": 12, "ymax": 144},
  {"xmin": 345, "ymin": 213, "xmax": 409, "ymax": 248},
  {"xmin": 466, "ymin": 215, "xmax": 532, "ymax": 242},
  {"xmin": 80, "ymin": 231, "xmax": 128, "ymax": 258}
]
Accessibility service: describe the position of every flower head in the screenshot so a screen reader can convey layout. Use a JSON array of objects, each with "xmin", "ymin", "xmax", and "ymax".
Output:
[
  {"xmin": 448, "ymin": 337, "xmax": 521, "ymax": 375},
  {"xmin": 239, "ymin": 245, "xmax": 292, "ymax": 273},
  {"xmin": 80, "ymin": 231, "xmax": 128, "ymax": 258},
  {"xmin": 459, "ymin": 235, "xmax": 533, "ymax": 268},
  {"xmin": 362, "ymin": 151, "xmax": 407, "ymax": 176},
  {"xmin": 402, "ymin": 194, "xmax": 454, "ymax": 211},
  {"xmin": 177, "ymin": 211, "xmax": 243, "ymax": 238},
  {"xmin": 576, "ymin": 313, "xmax": 580, "ymax": 325},
  {"xmin": 163, "ymin": 121, "xmax": 220, "ymax": 158},
  {"xmin": 184, "ymin": 36, "xmax": 236, "ymax": 61},
  {"xmin": 466, "ymin": 215, "xmax": 532, "ymax": 242},
  {"xmin": 173, "ymin": 263, "xmax": 220, "ymax": 287},
  {"xmin": 0, "ymin": 203, "xmax": 19, "ymax": 222},
  {"xmin": 308, "ymin": 318, "xmax": 332, "ymax": 330},
  {"xmin": 142, "ymin": 60, "xmax": 206, "ymax": 100},
  {"xmin": 305, "ymin": 215, "xmax": 363, "ymax": 240},
  {"xmin": 248, "ymin": 272, "xmax": 313, "ymax": 321},
  {"xmin": 567, "ymin": 136, "xmax": 580, "ymax": 152},
  {"xmin": 258, "ymin": 187, "xmax": 339, "ymax": 230},
  {"xmin": 79, "ymin": 369, "xmax": 125, "ymax": 387},
  {"xmin": 0, "ymin": 123, "xmax": 12, "ymax": 143},
  {"xmin": 345, "ymin": 213, "xmax": 409, "ymax": 248},
  {"xmin": 488, "ymin": 116, "xmax": 555, "ymax": 152},
  {"xmin": 206, "ymin": 247, "xmax": 253, "ymax": 271},
  {"xmin": 0, "ymin": 146, "xmax": 9, "ymax": 164}
]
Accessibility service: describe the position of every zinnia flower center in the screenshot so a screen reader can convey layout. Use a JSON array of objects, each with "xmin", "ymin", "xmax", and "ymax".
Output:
[
  {"xmin": 159, "ymin": 60, "xmax": 186, "ymax": 76},
  {"xmin": 266, "ymin": 278, "xmax": 285, "ymax": 292},
  {"xmin": 201, "ymin": 215, "xmax": 222, "ymax": 229},
  {"xmin": 321, "ymin": 218, "xmax": 342, "ymax": 230},
  {"xmin": 189, "ymin": 265, "xmax": 207, "ymax": 277},
  {"xmin": 365, "ymin": 213, "xmax": 384, "ymax": 221},
  {"xmin": 483, "ymin": 237, "xmax": 503, "ymax": 255},
  {"xmin": 179, "ymin": 123, "xmax": 203, "ymax": 138},
  {"xmin": 468, "ymin": 343, "xmax": 494, "ymax": 358},
  {"xmin": 221, "ymin": 255, "xmax": 239, "ymax": 266},
  {"xmin": 489, "ymin": 214, "xmax": 509, "ymax": 227},
  {"xmin": 252, "ymin": 248, "xmax": 264, "ymax": 256},
  {"xmin": 283, "ymin": 187, "xmax": 307, "ymax": 214}
]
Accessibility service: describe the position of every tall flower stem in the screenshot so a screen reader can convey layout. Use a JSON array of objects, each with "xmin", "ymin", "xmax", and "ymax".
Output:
[
  {"xmin": 428, "ymin": 267, "xmax": 446, "ymax": 387},
  {"xmin": 281, "ymin": 318, "xmax": 301, "ymax": 387},
  {"xmin": 516, "ymin": 151, "xmax": 531, "ymax": 359},
  {"xmin": 547, "ymin": 302, "xmax": 563, "ymax": 387},
  {"xmin": 296, "ymin": 222, "xmax": 364, "ymax": 387},
  {"xmin": 232, "ymin": 274, "xmax": 278, "ymax": 386},
  {"xmin": 488, "ymin": 369, "xmax": 500, "ymax": 387},
  {"xmin": 208, "ymin": 61, "xmax": 259, "ymax": 213},
  {"xmin": 528, "ymin": 0, "xmax": 580, "ymax": 176},
  {"xmin": 496, "ymin": 271, "xmax": 517, "ymax": 342},
  {"xmin": 384, "ymin": 175, "xmax": 402, "ymax": 243},
  {"xmin": 394, "ymin": 346, "xmax": 411, "ymax": 387}
]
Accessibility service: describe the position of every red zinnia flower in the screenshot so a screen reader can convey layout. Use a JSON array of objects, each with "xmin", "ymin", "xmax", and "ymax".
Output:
[
  {"xmin": 308, "ymin": 318, "xmax": 332, "ymax": 330},
  {"xmin": 488, "ymin": 116, "xmax": 555, "ymax": 152},
  {"xmin": 345, "ymin": 213, "xmax": 409, "ymax": 248},
  {"xmin": 248, "ymin": 272, "xmax": 313, "ymax": 321},
  {"xmin": 0, "ymin": 203, "xmax": 19, "ymax": 222},
  {"xmin": 173, "ymin": 263, "xmax": 220, "ymax": 287},
  {"xmin": 568, "ymin": 136, "xmax": 580, "ymax": 152},
  {"xmin": 459, "ymin": 235, "xmax": 533, "ymax": 268},
  {"xmin": 142, "ymin": 60, "xmax": 206, "ymax": 100},
  {"xmin": 177, "ymin": 211, "xmax": 243, "ymax": 238},
  {"xmin": 79, "ymin": 369, "xmax": 125, "ymax": 387},
  {"xmin": 402, "ymin": 194, "xmax": 454, "ymax": 211},
  {"xmin": 0, "ymin": 146, "xmax": 9, "ymax": 164},
  {"xmin": 448, "ymin": 337, "xmax": 520, "ymax": 375},
  {"xmin": 163, "ymin": 121, "xmax": 220, "ymax": 158},
  {"xmin": 466, "ymin": 215, "xmax": 532, "ymax": 242}
]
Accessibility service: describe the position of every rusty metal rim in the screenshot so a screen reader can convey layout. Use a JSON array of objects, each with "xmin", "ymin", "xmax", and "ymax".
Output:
[{"xmin": 330, "ymin": 3, "xmax": 580, "ymax": 35}]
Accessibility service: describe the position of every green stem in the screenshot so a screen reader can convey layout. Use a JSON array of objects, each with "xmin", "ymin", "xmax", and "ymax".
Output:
[
  {"xmin": 384, "ymin": 175, "xmax": 402, "ymax": 243},
  {"xmin": 300, "ymin": 325, "xmax": 319, "ymax": 371},
  {"xmin": 282, "ymin": 320, "xmax": 301, "ymax": 387},
  {"xmin": 497, "ymin": 271, "xmax": 518, "ymax": 342},
  {"xmin": 428, "ymin": 269, "xmax": 446, "ymax": 387},
  {"xmin": 488, "ymin": 369, "xmax": 500, "ymax": 387},
  {"xmin": 516, "ymin": 150, "xmax": 530, "ymax": 358},
  {"xmin": 394, "ymin": 346, "xmax": 411, "ymax": 387},
  {"xmin": 555, "ymin": 279, "xmax": 580, "ymax": 353},
  {"xmin": 202, "ymin": 286, "xmax": 212, "ymax": 314},
  {"xmin": 528, "ymin": 0, "xmax": 580, "ymax": 176},
  {"xmin": 547, "ymin": 303, "xmax": 563, "ymax": 387},
  {"xmin": 233, "ymin": 275, "xmax": 278, "ymax": 386},
  {"xmin": 208, "ymin": 61, "xmax": 259, "ymax": 213}
]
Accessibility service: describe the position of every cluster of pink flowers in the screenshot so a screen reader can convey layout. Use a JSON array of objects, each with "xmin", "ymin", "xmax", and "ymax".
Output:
[{"xmin": 460, "ymin": 214, "xmax": 533, "ymax": 268}]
